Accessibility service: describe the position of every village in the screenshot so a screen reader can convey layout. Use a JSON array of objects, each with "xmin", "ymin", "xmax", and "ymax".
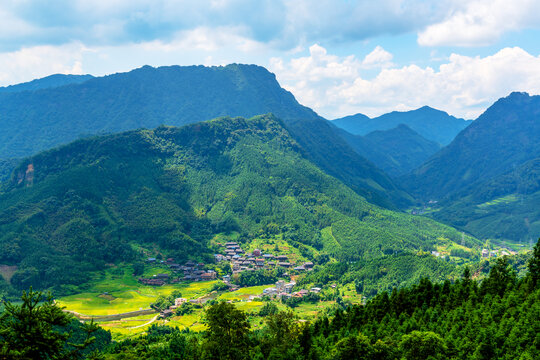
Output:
[{"xmin": 137, "ymin": 241, "xmax": 320, "ymax": 317}]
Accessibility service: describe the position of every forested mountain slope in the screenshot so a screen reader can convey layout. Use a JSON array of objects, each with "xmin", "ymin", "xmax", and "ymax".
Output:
[
  {"xmin": 0, "ymin": 115, "xmax": 478, "ymax": 294},
  {"xmin": 335, "ymin": 124, "xmax": 441, "ymax": 177},
  {"xmin": 410, "ymin": 92, "xmax": 540, "ymax": 199},
  {"xmin": 0, "ymin": 64, "xmax": 408, "ymax": 208},
  {"xmin": 405, "ymin": 92, "xmax": 540, "ymax": 242}
]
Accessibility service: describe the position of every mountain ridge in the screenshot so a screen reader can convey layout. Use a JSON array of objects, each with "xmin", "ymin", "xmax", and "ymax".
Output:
[
  {"xmin": 0, "ymin": 63, "xmax": 409, "ymax": 208},
  {"xmin": 332, "ymin": 106, "xmax": 471, "ymax": 145}
]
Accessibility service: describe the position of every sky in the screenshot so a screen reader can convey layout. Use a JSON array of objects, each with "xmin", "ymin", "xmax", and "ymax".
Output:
[{"xmin": 1, "ymin": 0, "xmax": 540, "ymax": 119}]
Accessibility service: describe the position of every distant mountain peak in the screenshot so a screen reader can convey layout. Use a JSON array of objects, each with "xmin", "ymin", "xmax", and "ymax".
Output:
[{"xmin": 333, "ymin": 105, "xmax": 470, "ymax": 145}]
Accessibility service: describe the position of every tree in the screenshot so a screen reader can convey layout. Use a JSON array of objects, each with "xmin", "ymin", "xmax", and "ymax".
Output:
[
  {"xmin": 202, "ymin": 302, "xmax": 251, "ymax": 360},
  {"xmin": 528, "ymin": 238, "xmax": 540, "ymax": 288},
  {"xmin": 481, "ymin": 257, "xmax": 516, "ymax": 297},
  {"xmin": 0, "ymin": 288, "xmax": 99, "ymax": 359},
  {"xmin": 399, "ymin": 331, "xmax": 447, "ymax": 360},
  {"xmin": 333, "ymin": 334, "xmax": 373, "ymax": 360}
]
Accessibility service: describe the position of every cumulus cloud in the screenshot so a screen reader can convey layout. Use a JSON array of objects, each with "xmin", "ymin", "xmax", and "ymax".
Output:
[
  {"xmin": 0, "ymin": 0, "xmax": 449, "ymax": 52},
  {"xmin": 362, "ymin": 46, "xmax": 394, "ymax": 68},
  {"xmin": 0, "ymin": 43, "xmax": 87, "ymax": 85},
  {"xmin": 0, "ymin": 26, "xmax": 269, "ymax": 86},
  {"xmin": 418, "ymin": 0, "xmax": 540, "ymax": 46},
  {"xmin": 269, "ymin": 45, "xmax": 540, "ymax": 119}
]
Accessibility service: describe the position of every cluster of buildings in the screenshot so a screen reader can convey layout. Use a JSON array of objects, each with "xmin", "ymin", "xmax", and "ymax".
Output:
[
  {"xmin": 481, "ymin": 248, "xmax": 512, "ymax": 258},
  {"xmin": 261, "ymin": 280, "xmax": 322, "ymax": 300},
  {"xmin": 215, "ymin": 242, "xmax": 314, "ymax": 275},
  {"xmin": 139, "ymin": 258, "xmax": 217, "ymax": 286}
]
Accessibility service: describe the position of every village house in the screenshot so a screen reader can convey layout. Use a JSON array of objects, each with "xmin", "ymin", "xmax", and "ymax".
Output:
[
  {"xmin": 214, "ymin": 254, "xmax": 227, "ymax": 262},
  {"xmin": 310, "ymin": 287, "xmax": 321, "ymax": 293},
  {"xmin": 160, "ymin": 309, "xmax": 173, "ymax": 318},
  {"xmin": 284, "ymin": 282, "xmax": 295, "ymax": 294},
  {"xmin": 175, "ymin": 298, "xmax": 187, "ymax": 306},
  {"xmin": 138, "ymin": 278, "xmax": 165, "ymax": 286}
]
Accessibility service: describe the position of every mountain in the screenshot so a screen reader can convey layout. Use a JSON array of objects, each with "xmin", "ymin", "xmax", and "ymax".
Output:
[
  {"xmin": 429, "ymin": 157, "xmax": 540, "ymax": 243},
  {"xmin": 0, "ymin": 74, "xmax": 93, "ymax": 93},
  {"xmin": 0, "ymin": 64, "xmax": 408, "ymax": 208},
  {"xmin": 410, "ymin": 92, "xmax": 540, "ymax": 199},
  {"xmin": 331, "ymin": 112, "xmax": 371, "ymax": 133},
  {"xmin": 407, "ymin": 92, "xmax": 540, "ymax": 242},
  {"xmin": 332, "ymin": 106, "xmax": 471, "ymax": 145},
  {"xmin": 334, "ymin": 124, "xmax": 441, "ymax": 177},
  {"xmin": 0, "ymin": 115, "xmax": 478, "ymax": 293}
]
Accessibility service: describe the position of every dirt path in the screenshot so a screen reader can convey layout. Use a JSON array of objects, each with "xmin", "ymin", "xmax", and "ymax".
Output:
[
  {"xmin": 127, "ymin": 314, "xmax": 159, "ymax": 329},
  {"xmin": 64, "ymin": 308, "xmax": 157, "ymax": 322}
]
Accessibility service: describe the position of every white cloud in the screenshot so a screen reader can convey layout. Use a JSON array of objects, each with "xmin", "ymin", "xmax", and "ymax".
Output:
[
  {"xmin": 269, "ymin": 45, "xmax": 540, "ymax": 119},
  {"xmin": 362, "ymin": 46, "xmax": 394, "ymax": 68},
  {"xmin": 0, "ymin": 27, "xmax": 271, "ymax": 86},
  {"xmin": 418, "ymin": 0, "xmax": 540, "ymax": 46},
  {"xmin": 0, "ymin": 43, "xmax": 87, "ymax": 85}
]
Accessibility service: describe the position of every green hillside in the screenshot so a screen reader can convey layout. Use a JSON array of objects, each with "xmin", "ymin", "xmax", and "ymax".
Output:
[
  {"xmin": 432, "ymin": 158, "xmax": 540, "ymax": 243},
  {"xmin": 0, "ymin": 63, "xmax": 409, "ymax": 209},
  {"xmin": 405, "ymin": 92, "xmax": 540, "ymax": 242},
  {"xmin": 0, "ymin": 115, "xmax": 478, "ymax": 295}
]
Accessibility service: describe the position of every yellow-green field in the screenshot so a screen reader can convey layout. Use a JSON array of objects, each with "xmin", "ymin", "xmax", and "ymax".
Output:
[{"xmin": 57, "ymin": 264, "xmax": 362, "ymax": 339}]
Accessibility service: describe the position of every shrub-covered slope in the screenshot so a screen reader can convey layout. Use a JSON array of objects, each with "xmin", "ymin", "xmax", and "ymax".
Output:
[{"xmin": 0, "ymin": 115, "xmax": 478, "ymax": 293}]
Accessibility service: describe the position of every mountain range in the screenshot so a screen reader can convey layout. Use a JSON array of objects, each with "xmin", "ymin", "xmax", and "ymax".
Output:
[
  {"xmin": 405, "ymin": 92, "xmax": 540, "ymax": 242},
  {"xmin": 0, "ymin": 115, "xmax": 477, "ymax": 293},
  {"xmin": 334, "ymin": 124, "xmax": 442, "ymax": 177},
  {"xmin": 332, "ymin": 106, "xmax": 471, "ymax": 145},
  {"xmin": 0, "ymin": 64, "xmax": 408, "ymax": 208}
]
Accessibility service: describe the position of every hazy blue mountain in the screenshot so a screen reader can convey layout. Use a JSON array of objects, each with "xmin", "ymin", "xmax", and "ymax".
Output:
[
  {"xmin": 331, "ymin": 113, "xmax": 371, "ymax": 133},
  {"xmin": 332, "ymin": 106, "xmax": 471, "ymax": 145},
  {"xmin": 0, "ymin": 64, "xmax": 409, "ymax": 208},
  {"xmin": 0, "ymin": 74, "xmax": 93, "ymax": 93},
  {"xmin": 335, "ymin": 124, "xmax": 441, "ymax": 177}
]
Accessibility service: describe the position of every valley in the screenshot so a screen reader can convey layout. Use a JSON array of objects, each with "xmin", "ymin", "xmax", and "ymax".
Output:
[{"xmin": 0, "ymin": 65, "xmax": 537, "ymax": 359}]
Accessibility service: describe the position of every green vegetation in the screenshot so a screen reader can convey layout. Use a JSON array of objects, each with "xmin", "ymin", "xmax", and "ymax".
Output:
[
  {"xmin": 406, "ymin": 93, "xmax": 540, "ymax": 242},
  {"xmin": 0, "ymin": 115, "xmax": 478, "ymax": 297},
  {"xmin": 67, "ymin": 239, "xmax": 540, "ymax": 359},
  {"xmin": 431, "ymin": 158, "xmax": 540, "ymax": 242},
  {"xmin": 0, "ymin": 63, "xmax": 408, "ymax": 209},
  {"xmin": 0, "ymin": 288, "xmax": 111, "ymax": 359}
]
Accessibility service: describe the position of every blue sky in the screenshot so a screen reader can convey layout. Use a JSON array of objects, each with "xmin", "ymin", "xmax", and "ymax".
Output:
[{"xmin": 1, "ymin": 0, "xmax": 540, "ymax": 119}]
